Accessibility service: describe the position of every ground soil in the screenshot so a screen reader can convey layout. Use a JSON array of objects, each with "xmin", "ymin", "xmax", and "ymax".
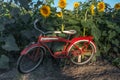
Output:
[{"xmin": 0, "ymin": 58, "xmax": 120, "ymax": 80}]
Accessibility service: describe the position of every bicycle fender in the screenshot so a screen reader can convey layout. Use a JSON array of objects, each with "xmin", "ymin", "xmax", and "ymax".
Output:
[
  {"xmin": 20, "ymin": 43, "xmax": 41, "ymax": 55},
  {"xmin": 71, "ymin": 36, "xmax": 93, "ymax": 43},
  {"xmin": 68, "ymin": 37, "xmax": 97, "ymax": 53}
]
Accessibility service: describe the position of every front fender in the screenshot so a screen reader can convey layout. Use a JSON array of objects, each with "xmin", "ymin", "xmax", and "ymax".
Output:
[{"xmin": 20, "ymin": 43, "xmax": 42, "ymax": 55}]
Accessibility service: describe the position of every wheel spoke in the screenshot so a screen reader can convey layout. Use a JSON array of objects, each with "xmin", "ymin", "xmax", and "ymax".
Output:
[
  {"xmin": 17, "ymin": 46, "xmax": 44, "ymax": 73},
  {"xmin": 68, "ymin": 40, "xmax": 95, "ymax": 65},
  {"xmin": 78, "ymin": 55, "xmax": 81, "ymax": 62}
]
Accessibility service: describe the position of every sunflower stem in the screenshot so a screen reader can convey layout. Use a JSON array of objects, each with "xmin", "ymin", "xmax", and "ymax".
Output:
[
  {"xmin": 61, "ymin": 9, "xmax": 64, "ymax": 31},
  {"xmin": 83, "ymin": 9, "xmax": 88, "ymax": 36},
  {"xmin": 83, "ymin": 28, "xmax": 86, "ymax": 36}
]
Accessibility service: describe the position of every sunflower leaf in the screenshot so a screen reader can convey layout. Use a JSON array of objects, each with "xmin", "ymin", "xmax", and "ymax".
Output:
[
  {"xmin": 0, "ymin": 24, "xmax": 4, "ymax": 32},
  {"xmin": 2, "ymin": 35, "xmax": 20, "ymax": 51}
]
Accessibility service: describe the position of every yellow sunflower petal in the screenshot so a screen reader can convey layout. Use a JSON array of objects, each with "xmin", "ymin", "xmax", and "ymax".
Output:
[
  {"xmin": 40, "ymin": 5, "xmax": 51, "ymax": 17},
  {"xmin": 74, "ymin": 2, "xmax": 80, "ymax": 8},
  {"xmin": 58, "ymin": 0, "xmax": 67, "ymax": 9},
  {"xmin": 90, "ymin": 4, "xmax": 95, "ymax": 15},
  {"xmin": 114, "ymin": 3, "xmax": 120, "ymax": 10},
  {"xmin": 56, "ymin": 12, "xmax": 63, "ymax": 17},
  {"xmin": 97, "ymin": 2, "xmax": 105, "ymax": 12}
]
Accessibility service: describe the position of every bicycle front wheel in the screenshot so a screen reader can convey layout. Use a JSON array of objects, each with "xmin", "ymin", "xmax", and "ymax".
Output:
[
  {"xmin": 68, "ymin": 40, "xmax": 96, "ymax": 65},
  {"xmin": 17, "ymin": 46, "xmax": 44, "ymax": 74}
]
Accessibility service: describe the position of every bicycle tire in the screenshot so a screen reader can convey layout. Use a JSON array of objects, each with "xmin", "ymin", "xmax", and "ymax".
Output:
[
  {"xmin": 68, "ymin": 40, "xmax": 96, "ymax": 65},
  {"xmin": 17, "ymin": 46, "xmax": 44, "ymax": 74}
]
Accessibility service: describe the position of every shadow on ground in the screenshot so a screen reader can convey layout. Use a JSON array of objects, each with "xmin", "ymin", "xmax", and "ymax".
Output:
[{"xmin": 0, "ymin": 57, "xmax": 120, "ymax": 80}]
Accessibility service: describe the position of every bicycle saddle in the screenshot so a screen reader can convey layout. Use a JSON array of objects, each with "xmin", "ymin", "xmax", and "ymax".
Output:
[{"xmin": 54, "ymin": 30, "xmax": 77, "ymax": 35}]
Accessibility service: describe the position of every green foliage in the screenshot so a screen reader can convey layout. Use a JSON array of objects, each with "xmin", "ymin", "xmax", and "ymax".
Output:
[
  {"xmin": 0, "ymin": 55, "xmax": 9, "ymax": 69},
  {"xmin": 2, "ymin": 35, "xmax": 19, "ymax": 51},
  {"xmin": 0, "ymin": 24, "xmax": 4, "ymax": 31}
]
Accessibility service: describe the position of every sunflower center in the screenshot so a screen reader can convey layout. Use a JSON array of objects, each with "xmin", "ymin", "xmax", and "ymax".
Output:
[
  {"xmin": 116, "ymin": 4, "xmax": 120, "ymax": 8},
  {"xmin": 99, "ymin": 4, "xmax": 104, "ymax": 9},
  {"xmin": 60, "ymin": 1, "xmax": 65, "ymax": 6},
  {"xmin": 42, "ymin": 8, "xmax": 48, "ymax": 14},
  {"xmin": 75, "ymin": 4, "xmax": 78, "ymax": 7}
]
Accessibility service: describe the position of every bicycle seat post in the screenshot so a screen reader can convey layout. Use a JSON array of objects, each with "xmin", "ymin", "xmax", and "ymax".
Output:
[{"xmin": 67, "ymin": 34, "xmax": 72, "ymax": 40}]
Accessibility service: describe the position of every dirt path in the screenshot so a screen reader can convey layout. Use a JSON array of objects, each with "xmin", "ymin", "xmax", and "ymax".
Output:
[{"xmin": 0, "ymin": 58, "xmax": 120, "ymax": 80}]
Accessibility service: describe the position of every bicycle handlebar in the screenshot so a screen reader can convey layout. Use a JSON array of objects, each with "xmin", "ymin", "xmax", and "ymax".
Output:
[
  {"xmin": 34, "ymin": 19, "xmax": 53, "ymax": 35},
  {"xmin": 34, "ymin": 19, "xmax": 77, "ymax": 35}
]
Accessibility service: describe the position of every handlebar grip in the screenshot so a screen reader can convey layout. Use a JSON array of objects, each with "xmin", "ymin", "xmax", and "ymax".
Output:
[{"xmin": 34, "ymin": 19, "xmax": 39, "ymax": 24}]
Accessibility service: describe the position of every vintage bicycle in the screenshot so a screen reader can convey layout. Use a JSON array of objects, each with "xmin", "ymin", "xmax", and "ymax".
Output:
[{"xmin": 17, "ymin": 19, "xmax": 97, "ymax": 73}]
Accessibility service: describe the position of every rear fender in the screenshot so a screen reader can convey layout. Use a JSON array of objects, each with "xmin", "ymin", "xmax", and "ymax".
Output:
[
  {"xmin": 67, "ymin": 36, "xmax": 96, "ymax": 54},
  {"xmin": 71, "ymin": 36, "xmax": 93, "ymax": 43},
  {"xmin": 20, "ymin": 43, "xmax": 45, "ymax": 55}
]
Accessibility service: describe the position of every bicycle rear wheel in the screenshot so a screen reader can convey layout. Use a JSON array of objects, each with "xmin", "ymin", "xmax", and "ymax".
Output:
[
  {"xmin": 17, "ymin": 46, "xmax": 44, "ymax": 74},
  {"xmin": 68, "ymin": 40, "xmax": 96, "ymax": 65}
]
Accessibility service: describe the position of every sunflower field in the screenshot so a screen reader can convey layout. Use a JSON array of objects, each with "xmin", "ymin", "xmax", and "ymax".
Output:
[{"xmin": 0, "ymin": 0, "xmax": 120, "ymax": 69}]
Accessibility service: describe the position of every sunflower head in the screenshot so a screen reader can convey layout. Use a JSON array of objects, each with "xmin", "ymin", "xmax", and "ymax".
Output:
[
  {"xmin": 74, "ymin": 2, "xmax": 80, "ymax": 8},
  {"xmin": 40, "ymin": 5, "xmax": 51, "ymax": 18},
  {"xmin": 56, "ymin": 12, "xmax": 63, "ymax": 18},
  {"xmin": 97, "ymin": 2, "xmax": 105, "ymax": 12},
  {"xmin": 114, "ymin": 3, "xmax": 120, "ymax": 10},
  {"xmin": 90, "ymin": 4, "xmax": 95, "ymax": 15},
  {"xmin": 58, "ymin": 0, "xmax": 67, "ymax": 9}
]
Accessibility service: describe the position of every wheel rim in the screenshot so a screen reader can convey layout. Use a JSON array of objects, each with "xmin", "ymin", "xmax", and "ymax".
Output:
[
  {"xmin": 18, "ymin": 47, "xmax": 44, "ymax": 73},
  {"xmin": 68, "ymin": 40, "xmax": 95, "ymax": 65}
]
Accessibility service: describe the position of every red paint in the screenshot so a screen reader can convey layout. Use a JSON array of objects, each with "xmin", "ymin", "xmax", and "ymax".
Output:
[{"xmin": 20, "ymin": 35, "xmax": 96, "ymax": 58}]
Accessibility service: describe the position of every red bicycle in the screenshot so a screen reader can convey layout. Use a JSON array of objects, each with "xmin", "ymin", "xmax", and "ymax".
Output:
[{"xmin": 17, "ymin": 19, "xmax": 97, "ymax": 73}]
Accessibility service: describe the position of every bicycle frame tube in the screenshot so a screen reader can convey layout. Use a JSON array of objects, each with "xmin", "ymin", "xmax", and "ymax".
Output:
[
  {"xmin": 38, "ymin": 36, "xmax": 71, "ymax": 58},
  {"xmin": 20, "ymin": 36, "xmax": 71, "ymax": 57},
  {"xmin": 20, "ymin": 35, "xmax": 96, "ymax": 58},
  {"xmin": 38, "ymin": 36, "xmax": 70, "ymax": 43},
  {"xmin": 20, "ymin": 43, "xmax": 45, "ymax": 55}
]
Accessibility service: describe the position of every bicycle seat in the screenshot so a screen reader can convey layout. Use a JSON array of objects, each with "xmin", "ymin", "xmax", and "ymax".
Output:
[{"xmin": 54, "ymin": 30, "xmax": 77, "ymax": 35}]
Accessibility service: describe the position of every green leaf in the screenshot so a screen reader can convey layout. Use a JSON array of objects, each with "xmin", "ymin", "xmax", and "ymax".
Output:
[
  {"xmin": 2, "ymin": 35, "xmax": 20, "ymax": 51},
  {"xmin": 20, "ymin": 14, "xmax": 30, "ymax": 24},
  {"xmin": 81, "ymin": 20, "xmax": 88, "ymax": 27},
  {"xmin": 18, "ymin": 0, "xmax": 29, "ymax": 10},
  {"xmin": 0, "ymin": 37, "xmax": 4, "ymax": 42},
  {"xmin": 10, "ymin": 7, "xmax": 20, "ymax": 17},
  {"xmin": 5, "ymin": 18, "xmax": 15, "ymax": 24},
  {"xmin": 96, "ymin": 18, "xmax": 104, "ymax": 23},
  {"xmin": 0, "ymin": 55, "xmax": 9, "ymax": 69},
  {"xmin": 102, "ymin": 31, "xmax": 107, "ymax": 36},
  {"xmin": 108, "ymin": 31, "xmax": 116, "ymax": 39},
  {"xmin": 9, "ymin": 19, "xmax": 15, "ymax": 24},
  {"xmin": 113, "ymin": 47, "xmax": 119, "ymax": 53},
  {"xmin": 65, "ymin": 17, "xmax": 80, "ymax": 25},
  {"xmin": 115, "ymin": 26, "xmax": 120, "ymax": 33},
  {"xmin": 0, "ymin": 24, "xmax": 4, "ymax": 32},
  {"xmin": 46, "ymin": 0, "xmax": 54, "ymax": 5},
  {"xmin": 112, "ymin": 39, "xmax": 119, "ymax": 47},
  {"xmin": 103, "ymin": 44, "xmax": 111, "ymax": 53},
  {"xmin": 21, "ymin": 30, "xmax": 34, "ymax": 39},
  {"xmin": 91, "ymin": 25, "xmax": 101, "ymax": 41}
]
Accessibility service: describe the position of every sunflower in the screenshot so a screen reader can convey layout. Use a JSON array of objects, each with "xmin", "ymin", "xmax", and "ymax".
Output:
[
  {"xmin": 97, "ymin": 2, "xmax": 105, "ymax": 12},
  {"xmin": 58, "ymin": 0, "xmax": 67, "ymax": 9},
  {"xmin": 56, "ymin": 12, "xmax": 63, "ymax": 18},
  {"xmin": 74, "ymin": 2, "xmax": 80, "ymax": 8},
  {"xmin": 40, "ymin": 5, "xmax": 51, "ymax": 18},
  {"xmin": 90, "ymin": 4, "xmax": 95, "ymax": 15},
  {"xmin": 114, "ymin": 3, "xmax": 120, "ymax": 10}
]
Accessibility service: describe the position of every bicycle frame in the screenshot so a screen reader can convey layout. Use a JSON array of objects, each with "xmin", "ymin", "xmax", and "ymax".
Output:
[
  {"xmin": 20, "ymin": 34, "xmax": 96, "ymax": 58},
  {"xmin": 17, "ymin": 19, "xmax": 98, "ymax": 74}
]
